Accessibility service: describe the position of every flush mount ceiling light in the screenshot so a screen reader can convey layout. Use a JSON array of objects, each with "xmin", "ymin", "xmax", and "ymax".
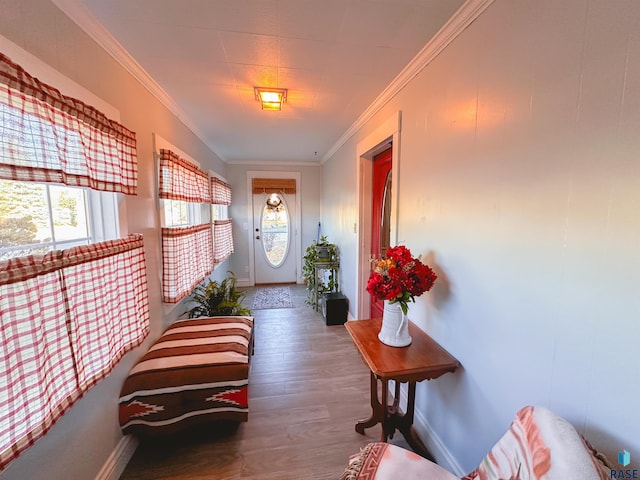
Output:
[{"xmin": 254, "ymin": 87, "xmax": 287, "ymax": 111}]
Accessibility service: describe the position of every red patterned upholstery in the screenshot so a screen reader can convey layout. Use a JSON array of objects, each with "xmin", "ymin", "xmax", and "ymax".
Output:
[
  {"xmin": 342, "ymin": 442, "xmax": 457, "ymax": 480},
  {"xmin": 119, "ymin": 316, "xmax": 253, "ymax": 436},
  {"xmin": 342, "ymin": 406, "xmax": 612, "ymax": 480}
]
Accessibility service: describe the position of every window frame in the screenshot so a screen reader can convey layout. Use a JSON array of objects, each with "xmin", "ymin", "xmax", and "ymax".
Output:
[
  {"xmin": 161, "ymin": 198, "xmax": 209, "ymax": 228},
  {"xmin": 155, "ymin": 134, "xmax": 210, "ymax": 230},
  {"xmin": 0, "ymin": 179, "xmax": 121, "ymax": 260},
  {"xmin": 210, "ymin": 172, "xmax": 233, "ymax": 265}
]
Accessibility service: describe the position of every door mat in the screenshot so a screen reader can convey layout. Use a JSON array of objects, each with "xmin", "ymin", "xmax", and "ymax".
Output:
[{"xmin": 251, "ymin": 286, "xmax": 294, "ymax": 310}]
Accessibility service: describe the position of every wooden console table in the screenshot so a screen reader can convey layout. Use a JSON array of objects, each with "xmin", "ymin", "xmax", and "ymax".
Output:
[{"xmin": 345, "ymin": 318, "xmax": 460, "ymax": 459}]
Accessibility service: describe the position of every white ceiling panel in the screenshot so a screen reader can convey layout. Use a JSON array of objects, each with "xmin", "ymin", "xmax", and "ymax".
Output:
[{"xmin": 56, "ymin": 0, "xmax": 466, "ymax": 164}]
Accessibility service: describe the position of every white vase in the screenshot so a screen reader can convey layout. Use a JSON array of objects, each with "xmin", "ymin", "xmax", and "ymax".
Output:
[{"xmin": 378, "ymin": 300, "xmax": 412, "ymax": 347}]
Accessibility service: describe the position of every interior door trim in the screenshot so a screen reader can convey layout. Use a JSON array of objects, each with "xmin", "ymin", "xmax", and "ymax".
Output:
[
  {"xmin": 356, "ymin": 111, "xmax": 401, "ymax": 320},
  {"xmin": 246, "ymin": 170, "xmax": 302, "ymax": 286}
]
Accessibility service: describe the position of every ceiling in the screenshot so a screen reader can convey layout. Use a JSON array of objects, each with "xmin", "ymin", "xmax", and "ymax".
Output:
[{"xmin": 54, "ymin": 0, "xmax": 466, "ymax": 164}]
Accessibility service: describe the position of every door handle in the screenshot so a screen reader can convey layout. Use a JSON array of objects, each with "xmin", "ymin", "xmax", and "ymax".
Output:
[{"xmin": 255, "ymin": 235, "xmax": 260, "ymax": 240}]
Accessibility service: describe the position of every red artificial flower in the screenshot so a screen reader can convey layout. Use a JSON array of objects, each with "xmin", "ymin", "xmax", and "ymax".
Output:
[{"xmin": 366, "ymin": 245, "xmax": 437, "ymax": 314}]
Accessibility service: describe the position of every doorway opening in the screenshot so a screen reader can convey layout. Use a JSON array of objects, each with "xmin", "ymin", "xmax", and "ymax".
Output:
[
  {"xmin": 253, "ymin": 191, "xmax": 296, "ymax": 284},
  {"xmin": 370, "ymin": 146, "xmax": 392, "ymax": 319},
  {"xmin": 247, "ymin": 171, "xmax": 302, "ymax": 286},
  {"xmin": 356, "ymin": 112, "xmax": 401, "ymax": 319}
]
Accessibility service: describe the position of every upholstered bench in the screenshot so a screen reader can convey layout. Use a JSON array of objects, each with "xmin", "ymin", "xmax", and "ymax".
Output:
[{"xmin": 118, "ymin": 316, "xmax": 253, "ymax": 436}]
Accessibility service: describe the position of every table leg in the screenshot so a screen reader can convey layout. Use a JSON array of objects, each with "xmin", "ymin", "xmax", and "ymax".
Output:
[
  {"xmin": 380, "ymin": 378, "xmax": 389, "ymax": 442},
  {"xmin": 355, "ymin": 372, "xmax": 383, "ymax": 434},
  {"xmin": 388, "ymin": 382, "xmax": 434, "ymax": 461},
  {"xmin": 355, "ymin": 376, "xmax": 434, "ymax": 460}
]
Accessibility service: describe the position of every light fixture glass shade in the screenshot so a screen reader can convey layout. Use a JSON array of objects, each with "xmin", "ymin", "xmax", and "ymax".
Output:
[{"xmin": 254, "ymin": 87, "xmax": 287, "ymax": 111}]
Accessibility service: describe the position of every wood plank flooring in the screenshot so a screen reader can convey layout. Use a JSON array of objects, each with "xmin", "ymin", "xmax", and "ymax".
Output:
[{"xmin": 120, "ymin": 285, "xmax": 411, "ymax": 480}]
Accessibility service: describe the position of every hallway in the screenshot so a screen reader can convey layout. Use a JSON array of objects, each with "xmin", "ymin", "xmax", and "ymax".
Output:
[{"xmin": 121, "ymin": 285, "xmax": 396, "ymax": 479}]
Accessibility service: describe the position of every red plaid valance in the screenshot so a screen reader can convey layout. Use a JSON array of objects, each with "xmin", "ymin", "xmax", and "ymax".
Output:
[
  {"xmin": 161, "ymin": 223, "xmax": 214, "ymax": 303},
  {"xmin": 211, "ymin": 176, "xmax": 232, "ymax": 205},
  {"xmin": 0, "ymin": 234, "xmax": 150, "ymax": 471},
  {"xmin": 159, "ymin": 149, "xmax": 211, "ymax": 203},
  {"xmin": 213, "ymin": 219, "xmax": 234, "ymax": 263},
  {"xmin": 0, "ymin": 53, "xmax": 138, "ymax": 194}
]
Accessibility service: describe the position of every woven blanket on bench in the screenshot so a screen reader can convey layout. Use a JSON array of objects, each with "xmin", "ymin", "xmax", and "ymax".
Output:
[{"xmin": 118, "ymin": 316, "xmax": 253, "ymax": 436}]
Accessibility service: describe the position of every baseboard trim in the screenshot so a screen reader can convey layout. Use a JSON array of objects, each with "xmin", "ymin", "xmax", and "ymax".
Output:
[
  {"xmin": 398, "ymin": 386, "xmax": 465, "ymax": 476},
  {"xmin": 95, "ymin": 435, "xmax": 139, "ymax": 480}
]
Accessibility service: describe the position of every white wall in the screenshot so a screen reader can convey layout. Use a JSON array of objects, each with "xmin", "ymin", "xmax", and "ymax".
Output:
[
  {"xmin": 0, "ymin": 1, "xmax": 228, "ymax": 478},
  {"xmin": 2, "ymin": 0, "xmax": 639, "ymax": 476},
  {"xmin": 323, "ymin": 0, "xmax": 640, "ymax": 473},
  {"xmin": 225, "ymin": 163, "xmax": 322, "ymax": 286}
]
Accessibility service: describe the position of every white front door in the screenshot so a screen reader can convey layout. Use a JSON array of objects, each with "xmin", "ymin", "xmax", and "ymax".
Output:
[{"xmin": 253, "ymin": 191, "xmax": 297, "ymax": 284}]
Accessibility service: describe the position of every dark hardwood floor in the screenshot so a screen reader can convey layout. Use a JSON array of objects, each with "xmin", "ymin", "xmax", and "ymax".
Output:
[{"xmin": 120, "ymin": 285, "xmax": 410, "ymax": 479}]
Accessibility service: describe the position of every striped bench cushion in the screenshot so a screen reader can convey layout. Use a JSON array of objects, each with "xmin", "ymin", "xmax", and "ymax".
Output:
[{"xmin": 118, "ymin": 316, "xmax": 253, "ymax": 436}]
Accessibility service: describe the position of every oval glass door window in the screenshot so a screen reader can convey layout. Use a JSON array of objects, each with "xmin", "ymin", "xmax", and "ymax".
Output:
[
  {"xmin": 380, "ymin": 169, "xmax": 392, "ymax": 255},
  {"xmin": 261, "ymin": 194, "xmax": 290, "ymax": 267}
]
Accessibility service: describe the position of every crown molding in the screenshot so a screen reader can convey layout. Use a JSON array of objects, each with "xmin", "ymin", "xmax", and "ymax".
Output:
[
  {"xmin": 225, "ymin": 159, "xmax": 322, "ymax": 167},
  {"xmin": 52, "ymin": 0, "xmax": 494, "ymax": 166},
  {"xmin": 321, "ymin": 0, "xmax": 496, "ymax": 163},
  {"xmin": 51, "ymin": 0, "xmax": 221, "ymax": 158}
]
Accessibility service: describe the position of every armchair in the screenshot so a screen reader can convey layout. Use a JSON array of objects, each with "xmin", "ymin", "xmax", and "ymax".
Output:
[{"xmin": 341, "ymin": 405, "xmax": 611, "ymax": 480}]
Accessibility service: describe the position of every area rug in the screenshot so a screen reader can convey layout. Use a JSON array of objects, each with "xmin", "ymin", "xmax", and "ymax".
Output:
[{"xmin": 251, "ymin": 286, "xmax": 294, "ymax": 310}]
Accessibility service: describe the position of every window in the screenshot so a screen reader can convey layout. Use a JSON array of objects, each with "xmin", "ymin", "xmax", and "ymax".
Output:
[
  {"xmin": 158, "ymin": 147, "xmax": 209, "ymax": 229},
  {"xmin": 211, "ymin": 176, "xmax": 233, "ymax": 263},
  {"xmin": 158, "ymin": 147, "xmax": 213, "ymax": 303},
  {"xmin": 163, "ymin": 199, "xmax": 188, "ymax": 227},
  {"xmin": 156, "ymin": 140, "xmax": 235, "ymax": 299},
  {"xmin": 260, "ymin": 194, "xmax": 289, "ymax": 267},
  {"xmin": 163, "ymin": 199, "xmax": 206, "ymax": 228},
  {"xmin": 0, "ymin": 179, "xmax": 119, "ymax": 260},
  {"xmin": 213, "ymin": 219, "xmax": 234, "ymax": 263},
  {"xmin": 0, "ymin": 235, "xmax": 149, "ymax": 471},
  {"xmin": 0, "ymin": 49, "xmax": 148, "ymax": 471},
  {"xmin": 211, "ymin": 203, "xmax": 228, "ymax": 222}
]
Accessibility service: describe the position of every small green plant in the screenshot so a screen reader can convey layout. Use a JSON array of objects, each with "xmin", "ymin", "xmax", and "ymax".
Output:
[
  {"xmin": 302, "ymin": 236, "xmax": 339, "ymax": 305},
  {"xmin": 186, "ymin": 271, "xmax": 251, "ymax": 318}
]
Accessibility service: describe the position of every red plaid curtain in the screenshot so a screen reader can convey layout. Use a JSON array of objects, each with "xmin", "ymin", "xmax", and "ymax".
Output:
[
  {"xmin": 0, "ymin": 53, "xmax": 138, "ymax": 194},
  {"xmin": 159, "ymin": 149, "xmax": 211, "ymax": 203},
  {"xmin": 213, "ymin": 219, "xmax": 234, "ymax": 263},
  {"xmin": 0, "ymin": 234, "xmax": 150, "ymax": 471},
  {"xmin": 211, "ymin": 176, "xmax": 231, "ymax": 205},
  {"xmin": 161, "ymin": 224, "xmax": 214, "ymax": 303}
]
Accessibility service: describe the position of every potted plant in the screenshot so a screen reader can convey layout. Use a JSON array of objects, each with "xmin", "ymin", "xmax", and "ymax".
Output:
[
  {"xmin": 186, "ymin": 271, "xmax": 252, "ymax": 318},
  {"xmin": 302, "ymin": 236, "xmax": 339, "ymax": 306}
]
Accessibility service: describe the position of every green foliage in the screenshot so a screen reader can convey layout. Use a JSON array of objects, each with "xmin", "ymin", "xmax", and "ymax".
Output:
[
  {"xmin": 302, "ymin": 236, "xmax": 339, "ymax": 304},
  {"xmin": 0, "ymin": 180, "xmax": 48, "ymax": 227},
  {"xmin": 186, "ymin": 271, "xmax": 251, "ymax": 318},
  {"xmin": 0, "ymin": 180, "xmax": 81, "ymax": 250},
  {"xmin": 56, "ymin": 190, "xmax": 77, "ymax": 226},
  {"xmin": 0, "ymin": 216, "xmax": 38, "ymax": 247},
  {"xmin": 0, "ymin": 180, "xmax": 47, "ymax": 247}
]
